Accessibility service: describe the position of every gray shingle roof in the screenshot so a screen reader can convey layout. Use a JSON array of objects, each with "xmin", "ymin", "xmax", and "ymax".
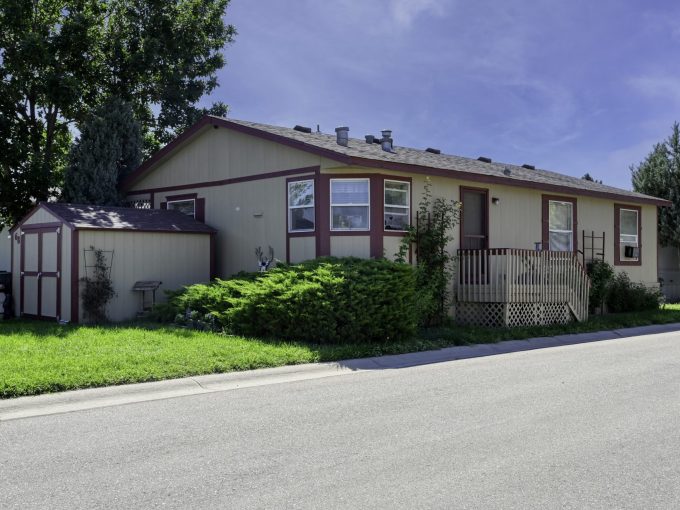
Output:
[
  {"xmin": 43, "ymin": 203, "xmax": 215, "ymax": 233},
  {"xmin": 222, "ymin": 117, "xmax": 666, "ymax": 205}
]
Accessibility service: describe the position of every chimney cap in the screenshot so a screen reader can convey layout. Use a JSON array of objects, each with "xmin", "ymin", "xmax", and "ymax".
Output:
[
  {"xmin": 365, "ymin": 135, "xmax": 375, "ymax": 144},
  {"xmin": 335, "ymin": 126, "xmax": 349, "ymax": 132}
]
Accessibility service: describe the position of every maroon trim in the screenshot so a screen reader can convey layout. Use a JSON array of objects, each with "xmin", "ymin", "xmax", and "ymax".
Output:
[
  {"xmin": 195, "ymin": 198, "xmax": 206, "ymax": 223},
  {"xmin": 541, "ymin": 195, "xmax": 578, "ymax": 253},
  {"xmin": 210, "ymin": 233, "xmax": 217, "ymax": 279},
  {"xmin": 20, "ymin": 229, "xmax": 25, "ymax": 315},
  {"xmin": 22, "ymin": 222, "xmax": 63, "ymax": 231},
  {"xmin": 56, "ymin": 226, "xmax": 62, "ymax": 321},
  {"xmin": 614, "ymin": 203, "xmax": 642, "ymax": 266},
  {"xmin": 370, "ymin": 175, "xmax": 383, "ymax": 258},
  {"xmin": 128, "ymin": 166, "xmax": 323, "ymax": 196},
  {"xmin": 166, "ymin": 193, "xmax": 198, "ymax": 201},
  {"xmin": 150, "ymin": 191, "xmax": 155, "ymax": 209},
  {"xmin": 317, "ymin": 173, "xmax": 331, "ymax": 256},
  {"xmin": 71, "ymin": 230, "xmax": 79, "ymax": 323},
  {"xmin": 122, "ymin": 115, "xmax": 668, "ymax": 207},
  {"xmin": 460, "ymin": 186, "xmax": 490, "ymax": 250}
]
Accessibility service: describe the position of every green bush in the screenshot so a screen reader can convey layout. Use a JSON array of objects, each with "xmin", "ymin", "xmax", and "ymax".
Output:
[
  {"xmin": 606, "ymin": 272, "xmax": 661, "ymax": 313},
  {"xmin": 587, "ymin": 259, "xmax": 615, "ymax": 313},
  {"xmin": 166, "ymin": 257, "xmax": 418, "ymax": 344},
  {"xmin": 586, "ymin": 260, "xmax": 660, "ymax": 314}
]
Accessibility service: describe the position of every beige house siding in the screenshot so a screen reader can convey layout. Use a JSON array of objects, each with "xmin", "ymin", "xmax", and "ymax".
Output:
[
  {"xmin": 289, "ymin": 236, "xmax": 315, "ymax": 264},
  {"xmin": 383, "ymin": 236, "xmax": 405, "ymax": 261},
  {"xmin": 77, "ymin": 230, "xmax": 211, "ymax": 322},
  {"xmin": 132, "ymin": 126, "xmax": 326, "ymax": 191},
  {"xmin": 330, "ymin": 236, "xmax": 370, "ymax": 258}
]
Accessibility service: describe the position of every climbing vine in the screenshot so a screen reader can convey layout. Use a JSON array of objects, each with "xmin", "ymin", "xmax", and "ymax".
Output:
[{"xmin": 80, "ymin": 246, "xmax": 116, "ymax": 323}]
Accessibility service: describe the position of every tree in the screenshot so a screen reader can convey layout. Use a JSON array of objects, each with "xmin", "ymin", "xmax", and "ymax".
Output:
[
  {"xmin": 0, "ymin": 0, "xmax": 235, "ymax": 226},
  {"xmin": 63, "ymin": 97, "xmax": 142, "ymax": 205},
  {"xmin": 631, "ymin": 122, "xmax": 680, "ymax": 247},
  {"xmin": 582, "ymin": 172, "xmax": 603, "ymax": 184}
]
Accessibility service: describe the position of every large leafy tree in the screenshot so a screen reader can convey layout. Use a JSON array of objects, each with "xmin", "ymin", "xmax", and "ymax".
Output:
[
  {"xmin": 63, "ymin": 97, "xmax": 142, "ymax": 205},
  {"xmin": 631, "ymin": 122, "xmax": 680, "ymax": 247},
  {"xmin": 0, "ymin": 0, "xmax": 235, "ymax": 226}
]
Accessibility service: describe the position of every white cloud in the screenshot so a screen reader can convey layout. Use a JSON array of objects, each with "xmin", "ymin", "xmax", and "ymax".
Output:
[
  {"xmin": 390, "ymin": 0, "xmax": 446, "ymax": 27},
  {"xmin": 628, "ymin": 75, "xmax": 680, "ymax": 106}
]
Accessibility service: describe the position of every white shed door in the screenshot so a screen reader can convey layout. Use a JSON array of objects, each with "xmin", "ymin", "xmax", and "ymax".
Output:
[{"xmin": 21, "ymin": 226, "xmax": 61, "ymax": 320}]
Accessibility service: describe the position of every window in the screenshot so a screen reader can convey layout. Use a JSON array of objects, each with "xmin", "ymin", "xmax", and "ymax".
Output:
[
  {"xmin": 167, "ymin": 199, "xmax": 195, "ymax": 218},
  {"xmin": 331, "ymin": 178, "xmax": 370, "ymax": 230},
  {"xmin": 548, "ymin": 200, "xmax": 573, "ymax": 251},
  {"xmin": 288, "ymin": 180, "xmax": 315, "ymax": 232},
  {"xmin": 619, "ymin": 207, "xmax": 639, "ymax": 261},
  {"xmin": 384, "ymin": 180, "xmax": 410, "ymax": 231}
]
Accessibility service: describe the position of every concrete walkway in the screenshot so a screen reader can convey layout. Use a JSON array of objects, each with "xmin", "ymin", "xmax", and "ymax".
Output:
[{"xmin": 2, "ymin": 322, "xmax": 679, "ymax": 422}]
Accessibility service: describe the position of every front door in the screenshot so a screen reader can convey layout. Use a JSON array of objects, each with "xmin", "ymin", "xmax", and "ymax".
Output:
[
  {"xmin": 21, "ymin": 226, "xmax": 61, "ymax": 320},
  {"xmin": 461, "ymin": 188, "xmax": 489, "ymax": 249}
]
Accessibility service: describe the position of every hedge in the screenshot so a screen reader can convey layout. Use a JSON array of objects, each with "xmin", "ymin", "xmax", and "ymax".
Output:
[{"xmin": 166, "ymin": 257, "xmax": 418, "ymax": 344}]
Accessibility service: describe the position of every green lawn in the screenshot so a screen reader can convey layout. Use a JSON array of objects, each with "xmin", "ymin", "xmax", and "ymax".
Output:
[{"xmin": 2, "ymin": 304, "xmax": 680, "ymax": 399}]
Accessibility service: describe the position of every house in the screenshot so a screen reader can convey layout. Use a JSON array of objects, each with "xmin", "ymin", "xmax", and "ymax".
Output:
[
  {"xmin": 9, "ymin": 203, "xmax": 214, "ymax": 322},
  {"xmin": 7, "ymin": 115, "xmax": 669, "ymax": 324},
  {"xmin": 117, "ymin": 116, "xmax": 669, "ymax": 326}
]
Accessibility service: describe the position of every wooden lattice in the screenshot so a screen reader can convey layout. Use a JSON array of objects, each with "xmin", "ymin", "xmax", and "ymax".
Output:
[{"xmin": 455, "ymin": 302, "xmax": 572, "ymax": 327}]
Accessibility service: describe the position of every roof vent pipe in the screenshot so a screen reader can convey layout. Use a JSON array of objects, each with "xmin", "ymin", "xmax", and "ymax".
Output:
[
  {"xmin": 335, "ymin": 126, "xmax": 349, "ymax": 147},
  {"xmin": 381, "ymin": 129, "xmax": 393, "ymax": 152}
]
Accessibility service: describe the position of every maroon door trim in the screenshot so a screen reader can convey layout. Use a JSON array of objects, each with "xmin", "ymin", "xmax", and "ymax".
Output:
[{"xmin": 19, "ymin": 225, "xmax": 62, "ymax": 320}]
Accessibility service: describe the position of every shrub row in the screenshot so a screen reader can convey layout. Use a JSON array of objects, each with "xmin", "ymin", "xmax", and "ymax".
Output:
[
  {"xmin": 587, "ymin": 260, "xmax": 661, "ymax": 313},
  {"xmin": 161, "ymin": 257, "xmax": 418, "ymax": 344}
]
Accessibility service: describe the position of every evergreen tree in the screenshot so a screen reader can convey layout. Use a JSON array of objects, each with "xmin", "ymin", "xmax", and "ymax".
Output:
[
  {"xmin": 631, "ymin": 123, "xmax": 680, "ymax": 247},
  {"xmin": 582, "ymin": 172, "xmax": 602, "ymax": 184},
  {"xmin": 63, "ymin": 97, "xmax": 142, "ymax": 205}
]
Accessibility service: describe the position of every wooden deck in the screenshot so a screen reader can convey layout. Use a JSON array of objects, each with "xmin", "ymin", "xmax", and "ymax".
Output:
[{"xmin": 457, "ymin": 249, "xmax": 590, "ymax": 324}]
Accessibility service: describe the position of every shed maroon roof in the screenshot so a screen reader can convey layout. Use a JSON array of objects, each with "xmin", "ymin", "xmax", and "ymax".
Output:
[{"xmin": 38, "ymin": 203, "xmax": 216, "ymax": 234}]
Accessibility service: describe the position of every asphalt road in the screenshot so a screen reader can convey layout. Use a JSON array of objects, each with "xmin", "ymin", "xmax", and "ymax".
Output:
[{"xmin": 2, "ymin": 332, "xmax": 680, "ymax": 509}]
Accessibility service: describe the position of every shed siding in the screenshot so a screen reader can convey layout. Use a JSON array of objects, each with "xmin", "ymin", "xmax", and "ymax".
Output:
[
  {"xmin": 289, "ymin": 237, "xmax": 315, "ymax": 264},
  {"xmin": 133, "ymin": 127, "xmax": 325, "ymax": 191},
  {"xmin": 22, "ymin": 208, "xmax": 60, "ymax": 226},
  {"xmin": 0, "ymin": 227, "xmax": 10, "ymax": 271},
  {"xmin": 77, "ymin": 231, "xmax": 211, "ymax": 322}
]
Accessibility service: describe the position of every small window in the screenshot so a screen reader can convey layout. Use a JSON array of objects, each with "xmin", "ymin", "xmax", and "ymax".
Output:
[
  {"xmin": 548, "ymin": 200, "xmax": 573, "ymax": 251},
  {"xmin": 331, "ymin": 178, "xmax": 370, "ymax": 230},
  {"xmin": 620, "ymin": 208, "xmax": 639, "ymax": 259},
  {"xmin": 288, "ymin": 180, "xmax": 315, "ymax": 232},
  {"xmin": 167, "ymin": 199, "xmax": 195, "ymax": 218},
  {"xmin": 384, "ymin": 180, "xmax": 410, "ymax": 231}
]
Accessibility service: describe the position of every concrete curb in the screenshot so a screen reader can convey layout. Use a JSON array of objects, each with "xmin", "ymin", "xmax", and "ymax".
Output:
[{"xmin": 2, "ymin": 322, "xmax": 680, "ymax": 422}]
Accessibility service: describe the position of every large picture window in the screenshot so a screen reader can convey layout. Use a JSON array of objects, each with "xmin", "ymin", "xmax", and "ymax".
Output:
[
  {"xmin": 384, "ymin": 180, "xmax": 410, "ymax": 231},
  {"xmin": 288, "ymin": 180, "xmax": 315, "ymax": 232},
  {"xmin": 167, "ymin": 199, "xmax": 195, "ymax": 218},
  {"xmin": 331, "ymin": 178, "xmax": 370, "ymax": 230},
  {"xmin": 548, "ymin": 200, "xmax": 573, "ymax": 251}
]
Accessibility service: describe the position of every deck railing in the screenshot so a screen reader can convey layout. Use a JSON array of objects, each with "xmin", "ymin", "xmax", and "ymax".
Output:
[{"xmin": 457, "ymin": 249, "xmax": 590, "ymax": 322}]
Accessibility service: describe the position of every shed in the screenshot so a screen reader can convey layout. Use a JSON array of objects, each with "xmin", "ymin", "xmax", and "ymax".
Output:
[{"xmin": 11, "ymin": 203, "xmax": 216, "ymax": 322}]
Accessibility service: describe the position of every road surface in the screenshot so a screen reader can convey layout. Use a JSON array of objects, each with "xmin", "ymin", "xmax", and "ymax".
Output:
[{"xmin": 2, "ymin": 331, "xmax": 680, "ymax": 509}]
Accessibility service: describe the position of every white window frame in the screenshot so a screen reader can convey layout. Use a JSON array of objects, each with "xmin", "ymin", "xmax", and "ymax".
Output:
[
  {"xmin": 384, "ymin": 179, "xmax": 410, "ymax": 232},
  {"xmin": 548, "ymin": 200, "xmax": 574, "ymax": 252},
  {"xmin": 287, "ymin": 179, "xmax": 315, "ymax": 233},
  {"xmin": 619, "ymin": 208, "xmax": 639, "ymax": 246},
  {"xmin": 330, "ymin": 178, "xmax": 370, "ymax": 231},
  {"xmin": 619, "ymin": 208, "xmax": 639, "ymax": 261},
  {"xmin": 167, "ymin": 198, "xmax": 196, "ymax": 218}
]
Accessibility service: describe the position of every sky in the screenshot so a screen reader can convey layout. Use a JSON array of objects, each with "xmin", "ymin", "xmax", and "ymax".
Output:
[{"xmin": 208, "ymin": 0, "xmax": 680, "ymax": 189}]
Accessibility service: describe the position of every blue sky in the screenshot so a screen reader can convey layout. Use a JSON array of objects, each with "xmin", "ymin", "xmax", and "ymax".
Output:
[{"xmin": 212, "ymin": 0, "xmax": 680, "ymax": 189}]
